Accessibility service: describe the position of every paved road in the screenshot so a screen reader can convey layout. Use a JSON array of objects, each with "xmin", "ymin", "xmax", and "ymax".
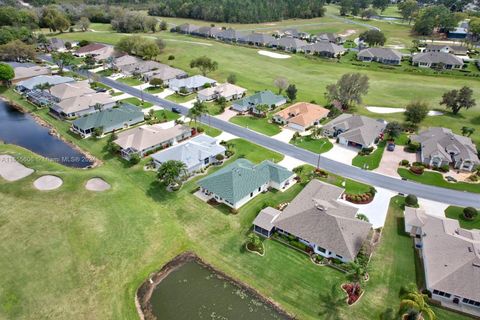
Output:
[{"xmin": 46, "ymin": 57, "xmax": 479, "ymax": 207}]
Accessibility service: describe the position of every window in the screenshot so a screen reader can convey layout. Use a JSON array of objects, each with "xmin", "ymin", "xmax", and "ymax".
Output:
[
  {"xmin": 204, "ymin": 157, "xmax": 209, "ymax": 165},
  {"xmin": 317, "ymin": 246, "xmax": 326, "ymax": 253},
  {"xmin": 250, "ymin": 192, "xmax": 253, "ymax": 197},
  {"xmin": 336, "ymin": 254, "xmax": 343, "ymax": 259},
  {"xmin": 258, "ymin": 187, "xmax": 261, "ymax": 192}
]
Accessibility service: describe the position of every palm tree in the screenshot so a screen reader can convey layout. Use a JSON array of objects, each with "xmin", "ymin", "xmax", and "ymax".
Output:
[
  {"xmin": 346, "ymin": 261, "xmax": 366, "ymax": 293},
  {"xmin": 34, "ymin": 82, "xmax": 53, "ymax": 94},
  {"xmin": 157, "ymin": 160, "xmax": 188, "ymax": 188},
  {"xmin": 310, "ymin": 126, "xmax": 323, "ymax": 139},
  {"xmin": 317, "ymin": 284, "xmax": 344, "ymax": 320},
  {"xmin": 187, "ymin": 108, "xmax": 200, "ymax": 126},
  {"xmin": 399, "ymin": 291, "xmax": 436, "ymax": 320}
]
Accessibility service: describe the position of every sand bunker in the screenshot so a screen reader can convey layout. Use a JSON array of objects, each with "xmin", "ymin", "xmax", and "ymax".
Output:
[
  {"xmin": 0, "ymin": 155, "xmax": 34, "ymax": 182},
  {"xmin": 33, "ymin": 175, "xmax": 63, "ymax": 191},
  {"xmin": 339, "ymin": 29, "xmax": 356, "ymax": 37},
  {"xmin": 258, "ymin": 50, "xmax": 291, "ymax": 59},
  {"xmin": 85, "ymin": 178, "xmax": 111, "ymax": 192},
  {"xmin": 366, "ymin": 106, "xmax": 444, "ymax": 116}
]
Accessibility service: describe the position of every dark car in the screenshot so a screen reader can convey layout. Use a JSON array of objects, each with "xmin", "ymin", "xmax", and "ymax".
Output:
[
  {"xmin": 387, "ymin": 142, "xmax": 395, "ymax": 151},
  {"xmin": 95, "ymin": 87, "xmax": 107, "ymax": 93},
  {"xmin": 171, "ymin": 107, "xmax": 181, "ymax": 114},
  {"xmin": 445, "ymin": 176, "xmax": 457, "ymax": 183}
]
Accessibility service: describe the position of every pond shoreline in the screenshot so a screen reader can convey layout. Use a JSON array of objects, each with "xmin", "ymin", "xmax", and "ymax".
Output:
[
  {"xmin": 136, "ymin": 251, "xmax": 296, "ymax": 320},
  {"xmin": 0, "ymin": 95, "xmax": 101, "ymax": 168}
]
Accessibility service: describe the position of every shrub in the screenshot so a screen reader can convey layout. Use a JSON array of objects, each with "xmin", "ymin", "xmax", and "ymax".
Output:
[
  {"xmin": 400, "ymin": 159, "xmax": 410, "ymax": 167},
  {"xmin": 359, "ymin": 147, "xmax": 374, "ymax": 156},
  {"xmin": 463, "ymin": 207, "xmax": 478, "ymax": 220},
  {"xmin": 440, "ymin": 164, "xmax": 450, "ymax": 172},
  {"xmin": 129, "ymin": 154, "xmax": 141, "ymax": 165},
  {"xmin": 409, "ymin": 165, "xmax": 424, "ymax": 175},
  {"xmin": 168, "ymin": 55, "xmax": 175, "ymax": 60},
  {"xmin": 406, "ymin": 141, "xmax": 420, "ymax": 153},
  {"xmin": 196, "ymin": 127, "xmax": 205, "ymax": 133},
  {"xmin": 215, "ymin": 154, "xmax": 224, "ymax": 161},
  {"xmin": 78, "ymin": 40, "xmax": 90, "ymax": 47},
  {"xmin": 405, "ymin": 194, "xmax": 418, "ymax": 207}
]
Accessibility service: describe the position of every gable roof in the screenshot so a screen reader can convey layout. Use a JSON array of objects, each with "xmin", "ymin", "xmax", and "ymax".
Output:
[
  {"xmin": 273, "ymin": 180, "xmax": 371, "ymax": 260},
  {"xmin": 73, "ymin": 103, "xmax": 144, "ymax": 130},
  {"xmin": 358, "ymin": 47, "xmax": 402, "ymax": 60},
  {"xmin": 240, "ymin": 32, "xmax": 276, "ymax": 45},
  {"xmin": 233, "ymin": 90, "xmax": 285, "ymax": 109},
  {"xmin": 13, "ymin": 65, "xmax": 51, "ymax": 81},
  {"xmin": 119, "ymin": 60, "xmax": 165, "ymax": 74},
  {"xmin": 197, "ymin": 82, "xmax": 246, "ymax": 98},
  {"xmin": 114, "ymin": 54, "xmax": 143, "ymax": 68},
  {"xmin": 50, "ymin": 81, "xmax": 95, "ymax": 100},
  {"xmin": 76, "ymin": 43, "xmax": 107, "ymax": 54},
  {"xmin": 323, "ymin": 114, "xmax": 386, "ymax": 146},
  {"xmin": 411, "ymin": 127, "xmax": 479, "ymax": 164},
  {"xmin": 413, "ymin": 52, "xmax": 464, "ymax": 65},
  {"xmin": 275, "ymin": 102, "xmax": 329, "ymax": 127},
  {"xmin": 304, "ymin": 42, "xmax": 345, "ymax": 54},
  {"xmin": 16, "ymin": 75, "xmax": 74, "ymax": 90},
  {"xmin": 197, "ymin": 159, "xmax": 293, "ymax": 204},
  {"xmin": 194, "ymin": 26, "xmax": 223, "ymax": 37},
  {"xmin": 114, "ymin": 124, "xmax": 191, "ymax": 152},
  {"xmin": 177, "ymin": 23, "xmax": 200, "ymax": 33},
  {"xmin": 143, "ymin": 65, "xmax": 187, "ymax": 81},
  {"xmin": 425, "ymin": 44, "xmax": 468, "ymax": 55},
  {"xmin": 316, "ymin": 32, "xmax": 338, "ymax": 42},
  {"xmin": 56, "ymin": 93, "xmax": 114, "ymax": 114},
  {"xmin": 216, "ymin": 28, "xmax": 246, "ymax": 41},
  {"xmin": 415, "ymin": 213, "xmax": 480, "ymax": 302},
  {"xmin": 151, "ymin": 135, "xmax": 225, "ymax": 169},
  {"xmin": 273, "ymin": 37, "xmax": 309, "ymax": 49}
]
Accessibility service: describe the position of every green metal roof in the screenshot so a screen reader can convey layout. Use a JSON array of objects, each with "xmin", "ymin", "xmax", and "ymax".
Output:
[
  {"xmin": 197, "ymin": 158, "xmax": 293, "ymax": 205},
  {"xmin": 233, "ymin": 90, "xmax": 285, "ymax": 110},
  {"xmin": 72, "ymin": 103, "xmax": 144, "ymax": 131}
]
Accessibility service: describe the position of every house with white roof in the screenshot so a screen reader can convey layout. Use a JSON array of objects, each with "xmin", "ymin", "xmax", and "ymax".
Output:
[
  {"xmin": 169, "ymin": 75, "xmax": 217, "ymax": 93},
  {"xmin": 151, "ymin": 135, "xmax": 226, "ymax": 173},
  {"xmin": 197, "ymin": 83, "xmax": 246, "ymax": 102},
  {"xmin": 15, "ymin": 75, "xmax": 75, "ymax": 92}
]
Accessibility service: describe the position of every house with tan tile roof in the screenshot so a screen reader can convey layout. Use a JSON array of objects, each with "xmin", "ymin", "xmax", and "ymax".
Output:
[
  {"xmin": 253, "ymin": 179, "xmax": 372, "ymax": 262},
  {"xmin": 197, "ymin": 83, "xmax": 246, "ymax": 102},
  {"xmin": 273, "ymin": 102, "xmax": 329, "ymax": 131},
  {"xmin": 404, "ymin": 207, "xmax": 480, "ymax": 317},
  {"xmin": 50, "ymin": 93, "xmax": 116, "ymax": 118},
  {"xmin": 12, "ymin": 65, "xmax": 51, "ymax": 84},
  {"xmin": 114, "ymin": 124, "xmax": 192, "ymax": 159}
]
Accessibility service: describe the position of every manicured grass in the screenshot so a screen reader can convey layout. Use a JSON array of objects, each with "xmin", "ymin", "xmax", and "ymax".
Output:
[
  {"xmin": 229, "ymin": 115, "xmax": 281, "ymax": 136},
  {"xmin": 90, "ymin": 81, "xmax": 111, "ymax": 90},
  {"xmin": 445, "ymin": 206, "xmax": 480, "ymax": 230},
  {"xmin": 352, "ymin": 141, "xmax": 386, "ymax": 170},
  {"xmin": 96, "ymin": 69, "xmax": 114, "ymax": 77},
  {"xmin": 193, "ymin": 123, "xmax": 222, "ymax": 137},
  {"xmin": 120, "ymin": 97, "xmax": 154, "ymax": 109},
  {"xmin": 111, "ymin": 91, "xmax": 124, "ymax": 96},
  {"xmin": 165, "ymin": 93, "xmax": 196, "ymax": 104},
  {"xmin": 117, "ymin": 76, "xmax": 144, "ymax": 86},
  {"xmin": 153, "ymin": 109, "xmax": 180, "ymax": 122},
  {"xmin": 290, "ymin": 136, "xmax": 333, "ymax": 154},
  {"xmin": 397, "ymin": 168, "xmax": 480, "ymax": 194},
  {"xmin": 205, "ymin": 101, "xmax": 227, "ymax": 115},
  {"xmin": 144, "ymin": 86, "xmax": 164, "ymax": 94}
]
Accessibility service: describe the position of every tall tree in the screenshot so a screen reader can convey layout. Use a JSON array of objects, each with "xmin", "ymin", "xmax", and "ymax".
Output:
[
  {"xmin": 326, "ymin": 73, "xmax": 369, "ymax": 109},
  {"xmin": 385, "ymin": 121, "xmax": 403, "ymax": 138},
  {"xmin": 52, "ymin": 51, "xmax": 75, "ymax": 74},
  {"xmin": 77, "ymin": 17, "xmax": 90, "ymax": 32},
  {"xmin": 398, "ymin": 0, "xmax": 418, "ymax": 25},
  {"xmin": 440, "ymin": 86, "xmax": 476, "ymax": 115},
  {"xmin": 372, "ymin": 0, "xmax": 389, "ymax": 13},
  {"xmin": 404, "ymin": 101, "xmax": 429, "ymax": 126},
  {"xmin": 0, "ymin": 62, "xmax": 14, "ymax": 86},
  {"xmin": 359, "ymin": 29, "xmax": 386, "ymax": 46},
  {"xmin": 413, "ymin": 5, "xmax": 456, "ymax": 36},
  {"xmin": 274, "ymin": 77, "xmax": 289, "ymax": 94},
  {"xmin": 286, "ymin": 84, "xmax": 297, "ymax": 101},
  {"xmin": 190, "ymin": 56, "xmax": 218, "ymax": 76},
  {"xmin": 0, "ymin": 40, "xmax": 36, "ymax": 61}
]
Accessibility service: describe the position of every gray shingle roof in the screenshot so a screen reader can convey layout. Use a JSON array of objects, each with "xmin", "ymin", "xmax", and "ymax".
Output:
[
  {"xmin": 272, "ymin": 37, "xmax": 308, "ymax": 50},
  {"xmin": 408, "ymin": 211, "xmax": 480, "ymax": 302},
  {"xmin": 273, "ymin": 180, "xmax": 371, "ymax": 260},
  {"xmin": 304, "ymin": 42, "xmax": 345, "ymax": 55},
  {"xmin": 232, "ymin": 90, "xmax": 285, "ymax": 111},
  {"xmin": 411, "ymin": 127, "xmax": 479, "ymax": 165},
  {"xmin": 197, "ymin": 159, "xmax": 293, "ymax": 204},
  {"xmin": 254, "ymin": 207, "xmax": 282, "ymax": 232},
  {"xmin": 323, "ymin": 114, "xmax": 386, "ymax": 146},
  {"xmin": 16, "ymin": 75, "xmax": 74, "ymax": 91},
  {"xmin": 169, "ymin": 75, "xmax": 216, "ymax": 90},
  {"xmin": 358, "ymin": 47, "xmax": 402, "ymax": 60},
  {"xmin": 413, "ymin": 52, "xmax": 464, "ymax": 66},
  {"xmin": 216, "ymin": 28, "xmax": 246, "ymax": 41},
  {"xmin": 239, "ymin": 33, "xmax": 276, "ymax": 45},
  {"xmin": 72, "ymin": 103, "xmax": 144, "ymax": 131}
]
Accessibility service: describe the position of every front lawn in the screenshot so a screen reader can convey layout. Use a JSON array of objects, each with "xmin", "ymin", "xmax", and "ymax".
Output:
[
  {"xmin": 145, "ymin": 86, "xmax": 164, "ymax": 94},
  {"xmin": 193, "ymin": 123, "xmax": 222, "ymax": 137},
  {"xmin": 397, "ymin": 168, "xmax": 480, "ymax": 194},
  {"xmin": 445, "ymin": 206, "xmax": 480, "ymax": 230},
  {"xmin": 290, "ymin": 135, "xmax": 333, "ymax": 154},
  {"xmin": 166, "ymin": 93, "xmax": 196, "ymax": 104},
  {"xmin": 117, "ymin": 76, "xmax": 144, "ymax": 86},
  {"xmin": 153, "ymin": 109, "xmax": 180, "ymax": 122},
  {"xmin": 120, "ymin": 97, "xmax": 154, "ymax": 109},
  {"xmin": 352, "ymin": 141, "xmax": 386, "ymax": 170},
  {"xmin": 96, "ymin": 69, "xmax": 114, "ymax": 77},
  {"xmin": 229, "ymin": 115, "xmax": 281, "ymax": 136}
]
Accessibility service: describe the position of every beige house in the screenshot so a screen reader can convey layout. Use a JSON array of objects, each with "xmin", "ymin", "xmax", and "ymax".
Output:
[
  {"xmin": 114, "ymin": 124, "xmax": 192, "ymax": 159},
  {"xmin": 273, "ymin": 102, "xmax": 329, "ymax": 131},
  {"xmin": 197, "ymin": 83, "xmax": 246, "ymax": 102},
  {"xmin": 404, "ymin": 207, "xmax": 480, "ymax": 317},
  {"xmin": 51, "ymin": 93, "xmax": 115, "ymax": 118}
]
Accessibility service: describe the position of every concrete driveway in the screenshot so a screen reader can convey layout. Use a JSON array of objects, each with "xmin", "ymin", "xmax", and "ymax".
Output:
[
  {"xmin": 322, "ymin": 143, "xmax": 359, "ymax": 165},
  {"xmin": 215, "ymin": 109, "xmax": 238, "ymax": 122},
  {"xmin": 271, "ymin": 128, "xmax": 295, "ymax": 143},
  {"xmin": 375, "ymin": 147, "xmax": 417, "ymax": 178}
]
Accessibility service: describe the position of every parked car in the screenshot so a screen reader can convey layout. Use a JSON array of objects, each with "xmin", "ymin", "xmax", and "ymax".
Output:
[
  {"xmin": 172, "ymin": 107, "xmax": 181, "ymax": 113},
  {"xmin": 387, "ymin": 142, "xmax": 395, "ymax": 151},
  {"xmin": 445, "ymin": 176, "xmax": 457, "ymax": 183}
]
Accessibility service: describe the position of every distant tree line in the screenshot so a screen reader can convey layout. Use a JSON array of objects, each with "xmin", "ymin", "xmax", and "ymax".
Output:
[{"xmin": 148, "ymin": 0, "xmax": 326, "ymax": 23}]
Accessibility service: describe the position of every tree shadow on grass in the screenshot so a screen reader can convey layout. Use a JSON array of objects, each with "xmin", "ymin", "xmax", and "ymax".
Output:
[
  {"xmin": 146, "ymin": 179, "xmax": 177, "ymax": 202},
  {"xmin": 318, "ymin": 283, "xmax": 345, "ymax": 320},
  {"xmin": 470, "ymin": 115, "xmax": 480, "ymax": 125}
]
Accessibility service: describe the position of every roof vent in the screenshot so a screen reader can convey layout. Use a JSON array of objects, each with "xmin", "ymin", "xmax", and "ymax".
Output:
[{"xmin": 473, "ymin": 263, "xmax": 480, "ymax": 268}]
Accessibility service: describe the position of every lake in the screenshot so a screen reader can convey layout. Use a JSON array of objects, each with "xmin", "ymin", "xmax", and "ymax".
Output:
[
  {"xmin": 149, "ymin": 261, "xmax": 290, "ymax": 320},
  {"xmin": 0, "ymin": 100, "xmax": 93, "ymax": 168}
]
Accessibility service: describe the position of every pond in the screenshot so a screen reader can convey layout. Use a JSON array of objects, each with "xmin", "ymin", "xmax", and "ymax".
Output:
[
  {"xmin": 147, "ymin": 260, "xmax": 290, "ymax": 320},
  {"xmin": 0, "ymin": 100, "xmax": 93, "ymax": 168}
]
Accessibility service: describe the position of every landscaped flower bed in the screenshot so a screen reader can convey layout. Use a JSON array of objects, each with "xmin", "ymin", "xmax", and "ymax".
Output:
[
  {"xmin": 341, "ymin": 283, "xmax": 363, "ymax": 305},
  {"xmin": 409, "ymin": 165, "xmax": 425, "ymax": 175},
  {"xmin": 345, "ymin": 192, "xmax": 374, "ymax": 204},
  {"xmin": 246, "ymin": 242, "xmax": 265, "ymax": 256}
]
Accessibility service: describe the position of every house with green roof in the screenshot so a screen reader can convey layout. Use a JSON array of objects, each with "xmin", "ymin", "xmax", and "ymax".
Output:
[
  {"xmin": 232, "ymin": 90, "xmax": 286, "ymax": 114},
  {"xmin": 197, "ymin": 158, "xmax": 295, "ymax": 209},
  {"xmin": 71, "ymin": 103, "xmax": 144, "ymax": 138}
]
